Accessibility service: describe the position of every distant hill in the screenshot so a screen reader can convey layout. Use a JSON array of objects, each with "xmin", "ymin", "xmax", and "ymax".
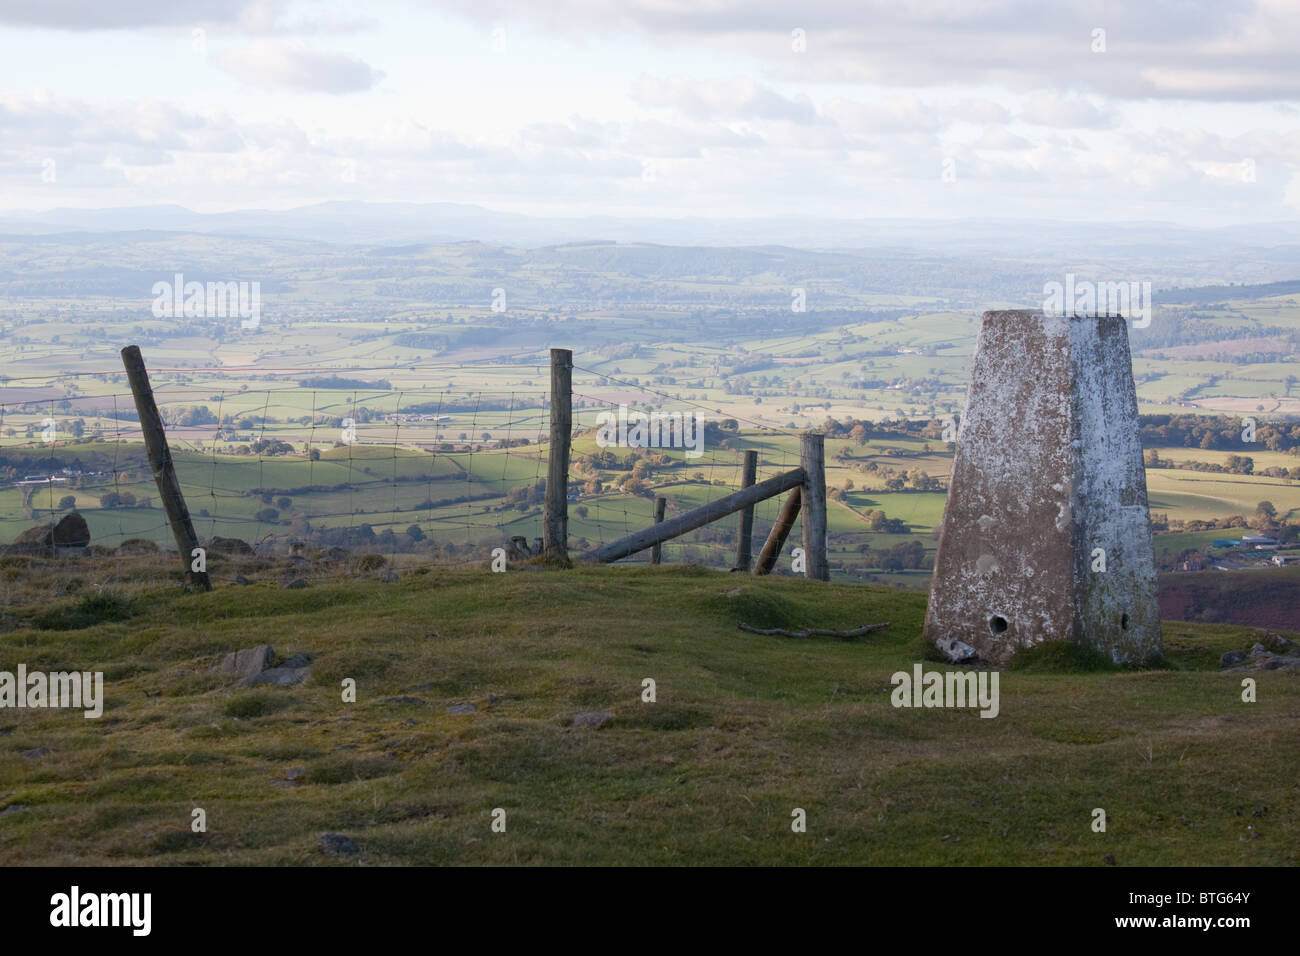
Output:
[{"xmin": 1155, "ymin": 279, "xmax": 1300, "ymax": 305}]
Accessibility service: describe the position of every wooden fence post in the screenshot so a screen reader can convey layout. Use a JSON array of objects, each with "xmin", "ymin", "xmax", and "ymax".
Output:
[
  {"xmin": 543, "ymin": 348, "xmax": 572, "ymax": 562},
  {"xmin": 735, "ymin": 449, "xmax": 757, "ymax": 570},
  {"xmin": 800, "ymin": 432, "xmax": 829, "ymax": 581},
  {"xmin": 120, "ymin": 345, "xmax": 211, "ymax": 591},
  {"xmin": 651, "ymin": 496, "xmax": 666, "ymax": 565},
  {"xmin": 588, "ymin": 468, "xmax": 804, "ymax": 563},
  {"xmin": 752, "ymin": 486, "xmax": 801, "ymax": 576}
]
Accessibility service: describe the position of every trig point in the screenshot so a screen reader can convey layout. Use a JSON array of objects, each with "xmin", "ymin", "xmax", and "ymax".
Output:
[{"xmin": 924, "ymin": 309, "xmax": 1161, "ymax": 667}]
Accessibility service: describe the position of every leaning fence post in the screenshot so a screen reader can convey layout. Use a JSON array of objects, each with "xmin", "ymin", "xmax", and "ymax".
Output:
[
  {"xmin": 652, "ymin": 496, "xmax": 666, "ymax": 565},
  {"xmin": 543, "ymin": 347, "xmax": 572, "ymax": 562},
  {"xmin": 120, "ymin": 345, "xmax": 211, "ymax": 591},
  {"xmin": 753, "ymin": 486, "xmax": 800, "ymax": 576},
  {"xmin": 735, "ymin": 449, "xmax": 757, "ymax": 570},
  {"xmin": 800, "ymin": 432, "xmax": 829, "ymax": 581}
]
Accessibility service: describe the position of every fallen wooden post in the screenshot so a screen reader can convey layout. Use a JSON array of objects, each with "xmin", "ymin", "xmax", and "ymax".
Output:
[
  {"xmin": 737, "ymin": 621, "xmax": 890, "ymax": 640},
  {"xmin": 752, "ymin": 486, "xmax": 801, "ymax": 575},
  {"xmin": 587, "ymin": 467, "xmax": 806, "ymax": 563}
]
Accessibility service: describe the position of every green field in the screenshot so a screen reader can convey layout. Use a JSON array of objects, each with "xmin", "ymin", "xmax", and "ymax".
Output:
[{"xmin": 0, "ymin": 559, "xmax": 1295, "ymax": 866}]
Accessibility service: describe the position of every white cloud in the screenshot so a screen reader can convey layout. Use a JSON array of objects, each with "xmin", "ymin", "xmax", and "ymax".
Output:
[
  {"xmin": 632, "ymin": 75, "xmax": 816, "ymax": 124},
  {"xmin": 213, "ymin": 40, "xmax": 384, "ymax": 94},
  {"xmin": 1019, "ymin": 93, "xmax": 1112, "ymax": 129}
]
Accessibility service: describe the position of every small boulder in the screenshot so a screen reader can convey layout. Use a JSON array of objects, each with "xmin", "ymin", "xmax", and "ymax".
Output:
[
  {"xmin": 319, "ymin": 833, "xmax": 358, "ymax": 855},
  {"xmin": 568, "ymin": 711, "xmax": 614, "ymax": 729},
  {"xmin": 237, "ymin": 666, "xmax": 309, "ymax": 688},
  {"xmin": 216, "ymin": 645, "xmax": 275, "ymax": 680},
  {"xmin": 445, "ymin": 703, "xmax": 477, "ymax": 715},
  {"xmin": 8, "ymin": 514, "xmax": 89, "ymax": 554},
  {"xmin": 283, "ymin": 578, "xmax": 309, "ymax": 590},
  {"xmin": 1263, "ymin": 633, "xmax": 1295, "ymax": 653},
  {"xmin": 53, "ymin": 514, "xmax": 91, "ymax": 548},
  {"xmin": 1220, "ymin": 650, "xmax": 1248, "ymax": 668},
  {"xmin": 941, "ymin": 639, "xmax": 979, "ymax": 664},
  {"xmin": 20, "ymin": 747, "xmax": 51, "ymax": 760}
]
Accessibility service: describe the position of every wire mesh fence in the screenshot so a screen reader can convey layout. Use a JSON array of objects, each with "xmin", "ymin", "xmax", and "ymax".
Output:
[{"xmin": 0, "ymin": 362, "xmax": 812, "ymax": 578}]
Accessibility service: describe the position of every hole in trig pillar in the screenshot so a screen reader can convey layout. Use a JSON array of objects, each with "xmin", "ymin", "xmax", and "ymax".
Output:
[
  {"xmin": 1121, "ymin": 613, "xmax": 1130, "ymax": 630},
  {"xmin": 989, "ymin": 614, "xmax": 1009, "ymax": 636}
]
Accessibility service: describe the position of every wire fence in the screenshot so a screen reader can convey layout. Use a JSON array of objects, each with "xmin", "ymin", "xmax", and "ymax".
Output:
[{"xmin": 0, "ymin": 363, "xmax": 811, "ymax": 578}]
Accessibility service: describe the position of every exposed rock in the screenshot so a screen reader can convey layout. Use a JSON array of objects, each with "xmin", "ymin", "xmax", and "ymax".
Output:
[
  {"xmin": 1224, "ymin": 655, "xmax": 1300, "ymax": 673},
  {"xmin": 20, "ymin": 747, "xmax": 50, "ymax": 760},
  {"xmin": 319, "ymin": 833, "xmax": 359, "ymax": 855},
  {"xmin": 216, "ymin": 645, "xmax": 275, "ymax": 679},
  {"xmin": 941, "ymin": 639, "xmax": 979, "ymax": 664},
  {"xmin": 381, "ymin": 696, "xmax": 424, "ymax": 706},
  {"xmin": 8, "ymin": 514, "xmax": 90, "ymax": 554},
  {"xmin": 280, "ymin": 652, "xmax": 315, "ymax": 669},
  {"xmin": 1263, "ymin": 633, "xmax": 1295, "ymax": 652},
  {"xmin": 1250, "ymin": 642, "xmax": 1270, "ymax": 658},
  {"xmin": 53, "ymin": 514, "xmax": 90, "ymax": 547},
  {"xmin": 234, "ymin": 574, "xmax": 252, "ymax": 586},
  {"xmin": 445, "ymin": 703, "xmax": 477, "ymax": 715},
  {"xmin": 568, "ymin": 711, "xmax": 614, "ymax": 729},
  {"xmin": 237, "ymin": 666, "xmax": 309, "ymax": 688},
  {"xmin": 1220, "ymin": 650, "xmax": 1248, "ymax": 667},
  {"xmin": 208, "ymin": 536, "xmax": 253, "ymax": 555},
  {"xmin": 283, "ymin": 578, "xmax": 309, "ymax": 589}
]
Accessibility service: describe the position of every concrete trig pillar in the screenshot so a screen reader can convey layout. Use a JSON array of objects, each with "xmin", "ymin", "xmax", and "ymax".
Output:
[{"xmin": 924, "ymin": 310, "xmax": 1161, "ymax": 666}]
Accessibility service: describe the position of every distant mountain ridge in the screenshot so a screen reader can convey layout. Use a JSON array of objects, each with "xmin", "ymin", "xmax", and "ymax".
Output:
[{"xmin": 4, "ymin": 201, "xmax": 1300, "ymax": 253}]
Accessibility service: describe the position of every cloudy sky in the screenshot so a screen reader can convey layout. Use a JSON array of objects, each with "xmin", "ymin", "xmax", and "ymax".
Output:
[{"xmin": 2, "ymin": 0, "xmax": 1298, "ymax": 225}]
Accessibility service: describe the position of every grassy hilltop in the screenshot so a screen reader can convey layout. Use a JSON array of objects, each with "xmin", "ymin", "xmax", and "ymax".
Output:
[{"xmin": 0, "ymin": 555, "xmax": 1296, "ymax": 866}]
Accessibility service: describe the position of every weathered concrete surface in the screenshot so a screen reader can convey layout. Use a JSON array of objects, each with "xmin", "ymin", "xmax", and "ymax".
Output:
[{"xmin": 924, "ymin": 310, "xmax": 1161, "ymax": 666}]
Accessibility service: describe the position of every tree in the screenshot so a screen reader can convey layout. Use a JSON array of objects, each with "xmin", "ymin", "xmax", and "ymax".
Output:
[
  {"xmin": 406, "ymin": 524, "xmax": 425, "ymax": 542},
  {"xmin": 58, "ymin": 495, "xmax": 76, "ymax": 510}
]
